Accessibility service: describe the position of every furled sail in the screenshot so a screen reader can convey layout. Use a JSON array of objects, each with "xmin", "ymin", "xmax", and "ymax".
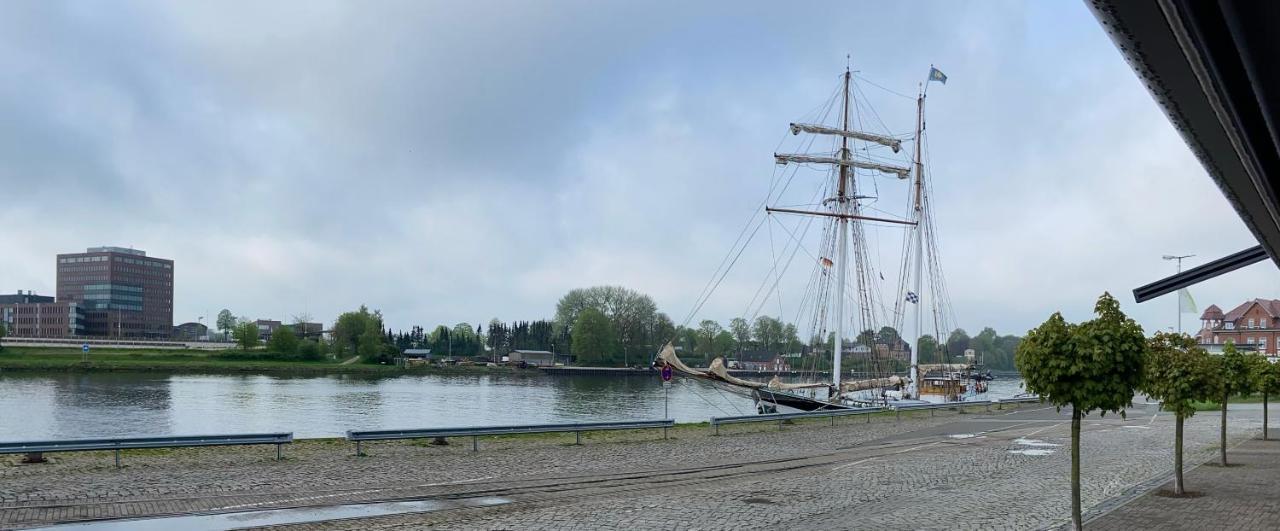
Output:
[{"xmin": 841, "ymin": 376, "xmax": 905, "ymax": 393}]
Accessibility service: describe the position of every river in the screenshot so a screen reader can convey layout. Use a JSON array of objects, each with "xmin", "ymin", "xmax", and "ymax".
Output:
[{"xmin": 0, "ymin": 371, "xmax": 1028, "ymax": 440}]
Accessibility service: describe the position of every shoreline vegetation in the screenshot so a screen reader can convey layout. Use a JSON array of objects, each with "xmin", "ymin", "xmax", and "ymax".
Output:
[{"xmin": 0, "ymin": 347, "xmax": 532, "ymax": 375}]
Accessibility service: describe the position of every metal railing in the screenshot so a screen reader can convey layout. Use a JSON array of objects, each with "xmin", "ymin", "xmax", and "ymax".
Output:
[
  {"xmin": 993, "ymin": 396, "xmax": 1043, "ymax": 405},
  {"xmin": 891, "ymin": 400, "xmax": 994, "ymax": 420},
  {"xmin": 709, "ymin": 407, "xmax": 884, "ymax": 435},
  {"xmin": 346, "ymin": 419, "xmax": 676, "ymax": 455},
  {"xmin": 0, "ymin": 432, "xmax": 293, "ymax": 467}
]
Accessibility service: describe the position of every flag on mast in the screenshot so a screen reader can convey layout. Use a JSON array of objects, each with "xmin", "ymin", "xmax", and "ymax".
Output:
[
  {"xmin": 906, "ymin": 291, "xmax": 919, "ymax": 304},
  {"xmin": 1178, "ymin": 288, "xmax": 1197, "ymax": 314},
  {"xmin": 928, "ymin": 66, "xmax": 947, "ymax": 84}
]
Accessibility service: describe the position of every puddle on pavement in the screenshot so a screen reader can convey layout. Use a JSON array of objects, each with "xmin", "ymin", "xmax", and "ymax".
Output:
[
  {"xmin": 1008, "ymin": 449, "xmax": 1054, "ymax": 456},
  {"xmin": 1012, "ymin": 438, "xmax": 1060, "ymax": 447},
  {"xmin": 35, "ymin": 496, "xmax": 511, "ymax": 530}
]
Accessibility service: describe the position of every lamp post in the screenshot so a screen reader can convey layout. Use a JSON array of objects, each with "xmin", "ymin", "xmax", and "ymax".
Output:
[{"xmin": 1163, "ymin": 254, "xmax": 1195, "ymax": 333}]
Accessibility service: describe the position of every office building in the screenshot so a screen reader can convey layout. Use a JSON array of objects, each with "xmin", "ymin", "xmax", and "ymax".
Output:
[{"xmin": 56, "ymin": 247, "xmax": 174, "ymax": 338}]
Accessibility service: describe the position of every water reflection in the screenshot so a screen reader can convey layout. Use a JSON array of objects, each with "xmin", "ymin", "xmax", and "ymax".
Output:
[{"xmin": 0, "ymin": 371, "xmax": 1027, "ymax": 439}]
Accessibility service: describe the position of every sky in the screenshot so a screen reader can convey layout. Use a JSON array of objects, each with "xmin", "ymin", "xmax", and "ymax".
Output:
[{"xmin": 2, "ymin": 0, "xmax": 1277, "ymax": 338}]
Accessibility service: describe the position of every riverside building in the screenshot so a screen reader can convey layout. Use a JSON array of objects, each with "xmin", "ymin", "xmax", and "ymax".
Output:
[
  {"xmin": 56, "ymin": 247, "xmax": 174, "ymax": 339},
  {"xmin": 1197, "ymin": 299, "xmax": 1280, "ymax": 357}
]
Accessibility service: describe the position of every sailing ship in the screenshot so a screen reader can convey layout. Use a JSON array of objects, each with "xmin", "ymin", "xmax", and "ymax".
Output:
[{"xmin": 655, "ymin": 64, "xmax": 990, "ymax": 413}]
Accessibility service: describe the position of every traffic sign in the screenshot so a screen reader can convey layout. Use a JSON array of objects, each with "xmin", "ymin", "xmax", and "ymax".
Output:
[
  {"xmin": 661, "ymin": 365, "xmax": 673, "ymax": 382},
  {"xmin": 82, "ymin": 344, "xmax": 90, "ymax": 353}
]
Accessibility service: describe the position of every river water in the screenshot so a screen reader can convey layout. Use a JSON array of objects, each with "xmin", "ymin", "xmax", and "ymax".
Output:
[{"xmin": 0, "ymin": 371, "xmax": 1028, "ymax": 440}]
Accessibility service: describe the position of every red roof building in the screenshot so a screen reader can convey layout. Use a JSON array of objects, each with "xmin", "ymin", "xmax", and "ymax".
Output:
[{"xmin": 1197, "ymin": 299, "xmax": 1280, "ymax": 355}]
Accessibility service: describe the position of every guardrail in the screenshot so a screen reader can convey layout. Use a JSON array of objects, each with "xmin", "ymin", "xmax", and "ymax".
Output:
[
  {"xmin": 346, "ymin": 419, "xmax": 676, "ymax": 455},
  {"xmin": 993, "ymin": 396, "xmax": 1043, "ymax": 406},
  {"xmin": 0, "ymin": 432, "xmax": 293, "ymax": 467},
  {"xmin": 891, "ymin": 400, "xmax": 994, "ymax": 419},
  {"xmin": 709, "ymin": 407, "xmax": 884, "ymax": 435}
]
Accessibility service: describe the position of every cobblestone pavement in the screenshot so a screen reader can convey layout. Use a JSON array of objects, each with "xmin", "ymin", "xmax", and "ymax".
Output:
[
  {"xmin": 1086, "ymin": 435, "xmax": 1280, "ymax": 530},
  {"xmin": 0, "ymin": 403, "xmax": 1264, "ymax": 530}
]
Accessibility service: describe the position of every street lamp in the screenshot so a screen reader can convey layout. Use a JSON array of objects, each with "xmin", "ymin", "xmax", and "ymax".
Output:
[{"xmin": 1163, "ymin": 254, "xmax": 1195, "ymax": 333}]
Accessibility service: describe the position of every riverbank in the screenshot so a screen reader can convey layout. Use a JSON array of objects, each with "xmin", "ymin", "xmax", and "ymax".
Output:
[{"xmin": 0, "ymin": 348, "xmax": 525, "ymax": 375}]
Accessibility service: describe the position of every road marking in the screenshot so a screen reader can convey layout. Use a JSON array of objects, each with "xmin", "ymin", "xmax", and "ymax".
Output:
[{"xmin": 829, "ymin": 442, "xmax": 942, "ymax": 472}]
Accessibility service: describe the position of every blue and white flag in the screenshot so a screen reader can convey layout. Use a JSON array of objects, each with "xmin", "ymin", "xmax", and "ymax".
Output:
[
  {"xmin": 906, "ymin": 291, "xmax": 919, "ymax": 304},
  {"xmin": 928, "ymin": 66, "xmax": 947, "ymax": 85}
]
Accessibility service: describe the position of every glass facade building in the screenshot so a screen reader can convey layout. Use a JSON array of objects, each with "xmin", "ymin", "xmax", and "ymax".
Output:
[{"xmin": 56, "ymin": 247, "xmax": 174, "ymax": 338}]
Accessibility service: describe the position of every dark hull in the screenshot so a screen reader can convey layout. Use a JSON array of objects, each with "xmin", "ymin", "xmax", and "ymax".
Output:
[{"xmin": 752, "ymin": 388, "xmax": 852, "ymax": 412}]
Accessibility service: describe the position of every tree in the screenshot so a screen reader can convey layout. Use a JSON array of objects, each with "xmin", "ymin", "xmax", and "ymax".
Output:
[
  {"xmin": 918, "ymin": 335, "xmax": 938, "ymax": 362},
  {"xmin": 333, "ymin": 306, "xmax": 382, "ymax": 356},
  {"xmin": 268, "ymin": 324, "xmax": 299, "ymax": 355},
  {"xmin": 856, "ymin": 329, "xmax": 876, "ymax": 346},
  {"xmin": 1258, "ymin": 359, "xmax": 1280, "ymax": 440},
  {"xmin": 0, "ymin": 321, "xmax": 6, "ymax": 351},
  {"xmin": 1015, "ymin": 293, "xmax": 1145, "ymax": 531},
  {"xmin": 752, "ymin": 316, "xmax": 785, "ymax": 354},
  {"xmin": 1215, "ymin": 343, "xmax": 1263, "ymax": 466},
  {"xmin": 1143, "ymin": 332, "xmax": 1219, "ymax": 495},
  {"xmin": 233, "ymin": 321, "xmax": 261, "ymax": 350},
  {"xmin": 571, "ymin": 308, "xmax": 618, "ymax": 365},
  {"xmin": 216, "ymin": 309, "xmax": 236, "ymax": 339},
  {"xmin": 653, "ymin": 313, "xmax": 676, "ymax": 349},
  {"xmin": 729, "ymin": 318, "xmax": 751, "ymax": 353},
  {"xmin": 554, "ymin": 286, "xmax": 658, "ymax": 366},
  {"xmin": 876, "ymin": 326, "xmax": 900, "ymax": 345},
  {"xmin": 946, "ymin": 328, "xmax": 970, "ymax": 358},
  {"xmin": 696, "ymin": 320, "xmax": 724, "ymax": 362},
  {"xmin": 298, "ymin": 339, "xmax": 322, "ymax": 361}
]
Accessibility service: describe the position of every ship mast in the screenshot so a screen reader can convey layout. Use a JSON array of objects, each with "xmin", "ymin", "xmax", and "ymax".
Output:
[
  {"xmin": 768, "ymin": 64, "xmax": 914, "ymax": 400},
  {"xmin": 907, "ymin": 87, "xmax": 926, "ymax": 399},
  {"xmin": 832, "ymin": 68, "xmax": 851, "ymax": 391}
]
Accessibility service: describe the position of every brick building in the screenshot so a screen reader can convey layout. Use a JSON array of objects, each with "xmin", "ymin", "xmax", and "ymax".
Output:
[
  {"xmin": 1197, "ymin": 299, "xmax": 1280, "ymax": 356},
  {"xmin": 0, "ymin": 300, "xmax": 85, "ymax": 338},
  {"xmin": 56, "ymin": 247, "xmax": 174, "ymax": 339}
]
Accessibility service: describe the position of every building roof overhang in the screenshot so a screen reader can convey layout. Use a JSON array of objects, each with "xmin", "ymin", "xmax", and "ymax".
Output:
[{"xmin": 1088, "ymin": 1, "xmax": 1280, "ymax": 299}]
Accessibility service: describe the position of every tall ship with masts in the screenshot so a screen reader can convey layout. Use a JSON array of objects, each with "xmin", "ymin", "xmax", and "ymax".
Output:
[{"xmin": 655, "ymin": 63, "xmax": 990, "ymax": 413}]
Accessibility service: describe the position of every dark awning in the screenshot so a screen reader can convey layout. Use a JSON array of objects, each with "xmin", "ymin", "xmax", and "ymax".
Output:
[{"xmin": 1087, "ymin": 1, "xmax": 1280, "ymax": 298}]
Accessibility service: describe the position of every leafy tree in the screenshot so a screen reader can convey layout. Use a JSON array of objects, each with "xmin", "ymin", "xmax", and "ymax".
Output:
[
  {"xmin": 333, "ymin": 306, "xmax": 382, "ymax": 356},
  {"xmin": 0, "ymin": 321, "xmax": 6, "ymax": 350},
  {"xmin": 752, "ymin": 316, "xmax": 785, "ymax": 354},
  {"xmin": 268, "ymin": 324, "xmax": 299, "ymax": 355},
  {"xmin": 1016, "ymin": 293, "xmax": 1145, "ymax": 531},
  {"xmin": 876, "ymin": 326, "xmax": 900, "ymax": 345},
  {"xmin": 298, "ymin": 339, "xmax": 322, "ymax": 361},
  {"xmin": 855, "ymin": 329, "xmax": 876, "ymax": 346},
  {"xmin": 946, "ymin": 328, "xmax": 970, "ymax": 358},
  {"xmin": 918, "ymin": 335, "xmax": 938, "ymax": 362},
  {"xmin": 233, "ymin": 321, "xmax": 261, "ymax": 350},
  {"xmin": 653, "ymin": 313, "xmax": 676, "ymax": 350},
  {"xmin": 571, "ymin": 308, "xmax": 618, "ymax": 365},
  {"xmin": 696, "ymin": 320, "xmax": 724, "ymax": 362},
  {"xmin": 1215, "ymin": 343, "xmax": 1264, "ymax": 466},
  {"xmin": 554, "ymin": 286, "xmax": 657, "ymax": 366},
  {"xmin": 216, "ymin": 309, "xmax": 236, "ymax": 339},
  {"xmin": 1258, "ymin": 359, "xmax": 1280, "ymax": 440},
  {"xmin": 729, "ymin": 317, "xmax": 751, "ymax": 353},
  {"xmin": 1143, "ymin": 332, "xmax": 1219, "ymax": 495},
  {"xmin": 714, "ymin": 330, "xmax": 736, "ymax": 358}
]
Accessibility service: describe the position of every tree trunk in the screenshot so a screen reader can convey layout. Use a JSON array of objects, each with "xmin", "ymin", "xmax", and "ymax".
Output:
[
  {"xmin": 1220, "ymin": 392, "xmax": 1228, "ymax": 466},
  {"xmin": 1174, "ymin": 414, "xmax": 1184, "ymax": 495},
  {"xmin": 1071, "ymin": 407, "xmax": 1082, "ymax": 531}
]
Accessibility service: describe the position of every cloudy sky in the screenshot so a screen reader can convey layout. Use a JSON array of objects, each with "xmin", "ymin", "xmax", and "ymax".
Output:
[{"xmin": 2, "ymin": 0, "xmax": 1276, "ymax": 337}]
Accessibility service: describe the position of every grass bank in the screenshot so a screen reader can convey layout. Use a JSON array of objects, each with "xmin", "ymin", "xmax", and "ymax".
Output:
[
  {"xmin": 1191, "ymin": 393, "xmax": 1271, "ymax": 411},
  {"xmin": 0, "ymin": 347, "xmax": 525, "ymax": 376}
]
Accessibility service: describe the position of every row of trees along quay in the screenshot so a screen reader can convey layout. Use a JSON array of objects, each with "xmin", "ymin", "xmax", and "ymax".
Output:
[{"xmin": 1015, "ymin": 292, "xmax": 1280, "ymax": 531}]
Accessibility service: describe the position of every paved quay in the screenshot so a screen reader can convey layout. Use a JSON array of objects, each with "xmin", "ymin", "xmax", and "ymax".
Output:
[
  {"xmin": 1086, "ymin": 435, "xmax": 1280, "ymax": 530},
  {"xmin": 0, "ymin": 402, "xmax": 1266, "ymax": 530}
]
